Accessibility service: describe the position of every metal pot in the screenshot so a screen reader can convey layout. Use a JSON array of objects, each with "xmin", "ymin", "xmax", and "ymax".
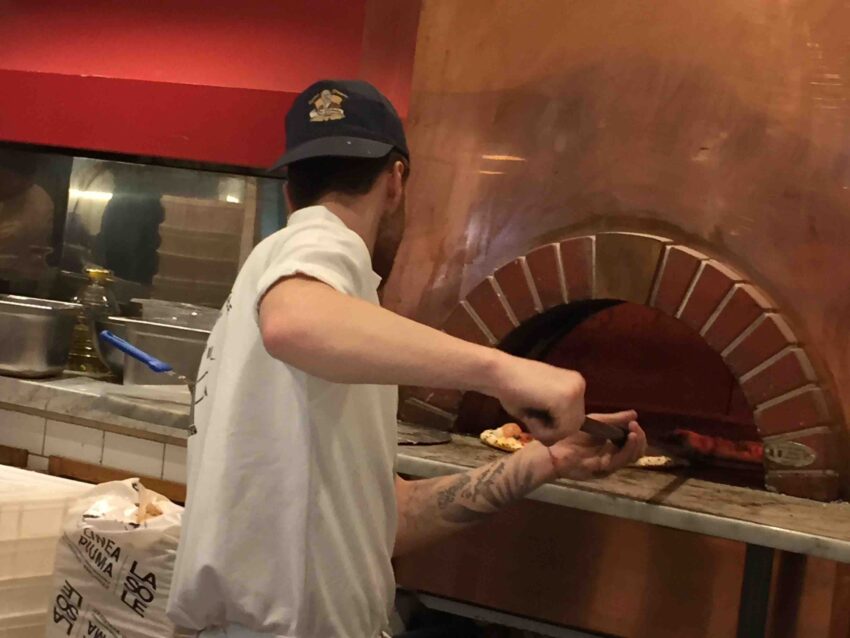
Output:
[{"xmin": 0, "ymin": 295, "xmax": 81, "ymax": 378}]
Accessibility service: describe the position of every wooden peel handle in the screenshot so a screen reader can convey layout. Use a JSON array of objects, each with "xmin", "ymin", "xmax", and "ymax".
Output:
[
  {"xmin": 580, "ymin": 416, "xmax": 628, "ymax": 447},
  {"xmin": 522, "ymin": 409, "xmax": 628, "ymax": 448}
]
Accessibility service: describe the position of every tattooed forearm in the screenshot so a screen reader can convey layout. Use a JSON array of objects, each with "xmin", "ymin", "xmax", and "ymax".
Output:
[
  {"xmin": 394, "ymin": 442, "xmax": 553, "ymax": 556},
  {"xmin": 436, "ymin": 473, "xmax": 471, "ymax": 510},
  {"xmin": 436, "ymin": 456, "xmax": 539, "ymax": 524}
]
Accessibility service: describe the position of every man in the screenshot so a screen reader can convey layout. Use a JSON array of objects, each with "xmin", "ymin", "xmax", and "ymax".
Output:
[
  {"xmin": 167, "ymin": 80, "xmax": 646, "ymax": 638},
  {"xmin": 96, "ymin": 168, "xmax": 165, "ymax": 286},
  {"xmin": 0, "ymin": 150, "xmax": 56, "ymax": 282}
]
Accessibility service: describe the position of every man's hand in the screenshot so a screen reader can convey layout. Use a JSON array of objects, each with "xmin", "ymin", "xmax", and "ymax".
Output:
[
  {"xmin": 494, "ymin": 358, "xmax": 587, "ymax": 445},
  {"xmin": 546, "ymin": 410, "xmax": 647, "ymax": 480}
]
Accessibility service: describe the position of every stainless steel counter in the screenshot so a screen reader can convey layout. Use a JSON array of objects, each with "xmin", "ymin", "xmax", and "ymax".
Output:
[{"xmin": 0, "ymin": 374, "xmax": 190, "ymax": 444}]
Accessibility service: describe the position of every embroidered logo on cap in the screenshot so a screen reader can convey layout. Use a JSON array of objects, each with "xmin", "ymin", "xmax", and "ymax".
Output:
[{"xmin": 308, "ymin": 89, "xmax": 347, "ymax": 122}]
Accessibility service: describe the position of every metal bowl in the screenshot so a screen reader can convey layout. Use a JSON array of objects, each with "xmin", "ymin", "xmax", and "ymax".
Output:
[{"xmin": 0, "ymin": 295, "xmax": 81, "ymax": 378}]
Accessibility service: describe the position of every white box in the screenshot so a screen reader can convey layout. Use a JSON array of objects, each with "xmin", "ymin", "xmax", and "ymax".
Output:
[
  {"xmin": 0, "ymin": 536, "xmax": 61, "ymax": 580},
  {"xmin": 0, "ymin": 574, "xmax": 53, "ymax": 617},
  {"xmin": 0, "ymin": 466, "xmax": 89, "ymax": 606},
  {"xmin": 0, "ymin": 610, "xmax": 47, "ymax": 638}
]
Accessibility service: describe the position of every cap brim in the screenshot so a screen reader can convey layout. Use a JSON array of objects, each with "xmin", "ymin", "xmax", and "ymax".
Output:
[{"xmin": 269, "ymin": 136, "xmax": 394, "ymax": 172}]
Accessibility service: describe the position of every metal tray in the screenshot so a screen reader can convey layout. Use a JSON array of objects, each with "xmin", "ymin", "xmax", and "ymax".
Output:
[
  {"xmin": 97, "ymin": 316, "xmax": 210, "ymax": 385},
  {"xmin": 0, "ymin": 295, "xmax": 80, "ymax": 378}
]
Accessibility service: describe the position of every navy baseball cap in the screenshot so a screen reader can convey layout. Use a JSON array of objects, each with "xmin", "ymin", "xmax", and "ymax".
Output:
[{"xmin": 271, "ymin": 80, "xmax": 409, "ymax": 171}]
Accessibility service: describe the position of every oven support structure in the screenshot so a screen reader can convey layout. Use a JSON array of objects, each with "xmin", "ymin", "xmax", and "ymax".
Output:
[
  {"xmin": 737, "ymin": 544, "xmax": 775, "ymax": 638},
  {"xmin": 416, "ymin": 593, "xmax": 601, "ymax": 637},
  {"xmin": 411, "ymin": 545, "xmax": 789, "ymax": 638}
]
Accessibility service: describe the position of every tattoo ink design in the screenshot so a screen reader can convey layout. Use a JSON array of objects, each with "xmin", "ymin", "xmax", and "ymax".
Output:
[{"xmin": 433, "ymin": 458, "xmax": 537, "ymax": 525}]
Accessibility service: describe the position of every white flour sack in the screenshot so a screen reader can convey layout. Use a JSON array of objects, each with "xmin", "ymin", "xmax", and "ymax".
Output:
[{"xmin": 47, "ymin": 479, "xmax": 186, "ymax": 638}]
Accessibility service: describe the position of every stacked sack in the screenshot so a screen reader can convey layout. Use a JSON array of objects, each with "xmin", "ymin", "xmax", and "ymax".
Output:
[{"xmin": 47, "ymin": 479, "xmax": 187, "ymax": 638}]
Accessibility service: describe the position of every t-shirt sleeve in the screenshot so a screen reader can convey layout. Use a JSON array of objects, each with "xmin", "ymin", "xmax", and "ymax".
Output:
[{"xmin": 254, "ymin": 218, "xmax": 370, "ymax": 321}]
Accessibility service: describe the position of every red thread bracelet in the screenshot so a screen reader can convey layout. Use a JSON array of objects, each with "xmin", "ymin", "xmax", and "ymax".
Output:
[{"xmin": 546, "ymin": 444, "xmax": 558, "ymax": 475}]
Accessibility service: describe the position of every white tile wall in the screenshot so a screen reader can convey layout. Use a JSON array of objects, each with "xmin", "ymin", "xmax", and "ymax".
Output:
[
  {"xmin": 102, "ymin": 433, "xmax": 164, "ymax": 478},
  {"xmin": 163, "ymin": 444, "xmax": 187, "ymax": 484},
  {"xmin": 26, "ymin": 454, "xmax": 49, "ymax": 472},
  {"xmin": 0, "ymin": 408, "xmax": 179, "ymax": 480},
  {"xmin": 44, "ymin": 420, "xmax": 104, "ymax": 464},
  {"xmin": 0, "ymin": 408, "xmax": 46, "ymax": 454}
]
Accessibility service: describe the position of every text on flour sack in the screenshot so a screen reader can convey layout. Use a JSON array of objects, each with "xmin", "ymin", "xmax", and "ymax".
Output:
[
  {"xmin": 53, "ymin": 579, "xmax": 83, "ymax": 636},
  {"xmin": 84, "ymin": 609, "xmax": 123, "ymax": 638},
  {"xmin": 79, "ymin": 527, "xmax": 121, "ymax": 578},
  {"xmin": 121, "ymin": 560, "xmax": 158, "ymax": 618}
]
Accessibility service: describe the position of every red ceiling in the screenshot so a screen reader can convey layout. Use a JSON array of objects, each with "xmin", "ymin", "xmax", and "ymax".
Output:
[{"xmin": 0, "ymin": 0, "xmax": 420, "ymax": 168}]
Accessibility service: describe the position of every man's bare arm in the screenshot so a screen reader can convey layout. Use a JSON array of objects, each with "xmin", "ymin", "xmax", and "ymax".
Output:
[
  {"xmin": 259, "ymin": 276, "xmax": 586, "ymax": 443},
  {"xmin": 260, "ymin": 276, "xmax": 506, "ymax": 391}
]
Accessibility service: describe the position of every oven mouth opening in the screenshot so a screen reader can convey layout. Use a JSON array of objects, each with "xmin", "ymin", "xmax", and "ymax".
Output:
[{"xmin": 454, "ymin": 299, "xmax": 765, "ymax": 489}]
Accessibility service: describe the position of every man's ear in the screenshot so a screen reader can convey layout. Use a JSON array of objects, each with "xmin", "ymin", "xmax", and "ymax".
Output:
[{"xmin": 387, "ymin": 160, "xmax": 405, "ymax": 209}]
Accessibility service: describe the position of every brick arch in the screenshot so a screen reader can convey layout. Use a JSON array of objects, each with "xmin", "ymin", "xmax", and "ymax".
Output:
[{"xmin": 400, "ymin": 232, "xmax": 843, "ymax": 501}]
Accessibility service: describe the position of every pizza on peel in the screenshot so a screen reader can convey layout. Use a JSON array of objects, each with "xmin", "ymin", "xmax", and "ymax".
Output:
[
  {"xmin": 479, "ymin": 422, "xmax": 683, "ymax": 469},
  {"xmin": 479, "ymin": 423, "xmax": 533, "ymax": 452}
]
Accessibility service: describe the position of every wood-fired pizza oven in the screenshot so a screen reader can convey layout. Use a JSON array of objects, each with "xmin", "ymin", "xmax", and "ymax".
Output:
[{"xmin": 386, "ymin": 0, "xmax": 850, "ymax": 503}]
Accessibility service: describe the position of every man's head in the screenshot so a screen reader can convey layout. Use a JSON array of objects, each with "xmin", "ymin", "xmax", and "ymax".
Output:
[
  {"xmin": 285, "ymin": 151, "xmax": 408, "ymax": 279},
  {"xmin": 272, "ymin": 80, "xmax": 410, "ymax": 279}
]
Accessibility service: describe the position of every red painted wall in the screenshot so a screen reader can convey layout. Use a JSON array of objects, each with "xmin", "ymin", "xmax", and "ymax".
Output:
[{"xmin": 0, "ymin": 0, "xmax": 420, "ymax": 167}]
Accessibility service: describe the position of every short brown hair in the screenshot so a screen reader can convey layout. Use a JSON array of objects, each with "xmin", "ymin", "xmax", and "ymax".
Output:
[{"xmin": 286, "ymin": 151, "xmax": 408, "ymax": 211}]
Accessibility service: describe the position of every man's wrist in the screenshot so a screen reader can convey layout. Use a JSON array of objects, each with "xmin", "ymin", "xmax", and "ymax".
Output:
[
  {"xmin": 473, "ymin": 347, "xmax": 514, "ymax": 398},
  {"xmin": 524, "ymin": 440, "xmax": 559, "ymax": 484}
]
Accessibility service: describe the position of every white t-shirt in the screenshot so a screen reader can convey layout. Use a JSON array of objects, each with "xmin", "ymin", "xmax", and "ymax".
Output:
[{"xmin": 167, "ymin": 206, "xmax": 398, "ymax": 638}]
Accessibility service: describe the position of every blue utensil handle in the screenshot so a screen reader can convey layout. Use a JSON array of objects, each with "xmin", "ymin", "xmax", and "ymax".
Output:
[{"xmin": 98, "ymin": 330, "xmax": 173, "ymax": 373}]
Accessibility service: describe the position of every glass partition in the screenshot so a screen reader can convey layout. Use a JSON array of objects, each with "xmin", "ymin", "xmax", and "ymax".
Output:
[{"xmin": 0, "ymin": 145, "xmax": 284, "ymax": 308}]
